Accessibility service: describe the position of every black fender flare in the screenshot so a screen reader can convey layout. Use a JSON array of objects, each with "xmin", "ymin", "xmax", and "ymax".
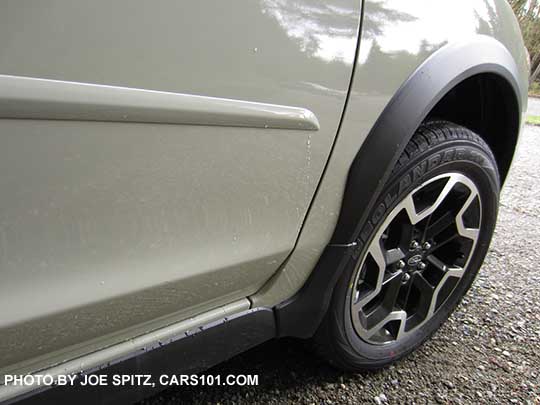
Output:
[
  {"xmin": 276, "ymin": 35, "xmax": 523, "ymax": 338},
  {"xmin": 332, "ymin": 35, "xmax": 522, "ymax": 245}
]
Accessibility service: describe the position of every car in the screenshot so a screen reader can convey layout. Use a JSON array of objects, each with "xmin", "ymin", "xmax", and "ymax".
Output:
[{"xmin": 0, "ymin": 0, "xmax": 529, "ymax": 403}]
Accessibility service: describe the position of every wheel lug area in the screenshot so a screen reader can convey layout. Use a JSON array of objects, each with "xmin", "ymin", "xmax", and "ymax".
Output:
[
  {"xmin": 417, "ymin": 262, "xmax": 427, "ymax": 271},
  {"xmin": 423, "ymin": 242, "xmax": 432, "ymax": 251},
  {"xmin": 409, "ymin": 240, "xmax": 420, "ymax": 251},
  {"xmin": 401, "ymin": 273, "xmax": 411, "ymax": 284},
  {"xmin": 397, "ymin": 260, "xmax": 406, "ymax": 269}
]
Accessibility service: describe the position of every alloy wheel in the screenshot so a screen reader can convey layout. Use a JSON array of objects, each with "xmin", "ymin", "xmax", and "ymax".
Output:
[{"xmin": 350, "ymin": 173, "xmax": 482, "ymax": 345}]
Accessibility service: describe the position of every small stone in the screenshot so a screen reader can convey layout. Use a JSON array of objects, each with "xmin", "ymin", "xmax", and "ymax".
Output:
[
  {"xmin": 502, "ymin": 350, "xmax": 511, "ymax": 357},
  {"xmin": 374, "ymin": 397, "xmax": 382, "ymax": 405},
  {"xmin": 436, "ymin": 393, "xmax": 446, "ymax": 403},
  {"xmin": 379, "ymin": 393, "xmax": 388, "ymax": 403}
]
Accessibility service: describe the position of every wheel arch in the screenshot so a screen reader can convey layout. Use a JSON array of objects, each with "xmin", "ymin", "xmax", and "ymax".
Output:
[
  {"xmin": 426, "ymin": 72, "xmax": 520, "ymax": 183},
  {"xmin": 275, "ymin": 35, "xmax": 524, "ymax": 338},
  {"xmin": 331, "ymin": 35, "xmax": 523, "ymax": 245}
]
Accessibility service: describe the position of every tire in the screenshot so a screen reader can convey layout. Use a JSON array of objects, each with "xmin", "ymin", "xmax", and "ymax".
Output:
[{"xmin": 314, "ymin": 121, "xmax": 500, "ymax": 371}]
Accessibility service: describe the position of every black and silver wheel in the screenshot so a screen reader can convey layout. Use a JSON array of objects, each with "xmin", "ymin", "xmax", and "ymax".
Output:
[{"xmin": 315, "ymin": 121, "xmax": 500, "ymax": 370}]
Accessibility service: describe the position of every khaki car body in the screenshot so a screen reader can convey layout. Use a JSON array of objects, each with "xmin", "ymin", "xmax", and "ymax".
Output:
[{"xmin": 0, "ymin": 0, "xmax": 529, "ymax": 402}]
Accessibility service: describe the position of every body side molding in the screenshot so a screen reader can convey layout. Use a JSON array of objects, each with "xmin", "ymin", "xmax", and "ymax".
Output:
[{"xmin": 0, "ymin": 75, "xmax": 320, "ymax": 130}]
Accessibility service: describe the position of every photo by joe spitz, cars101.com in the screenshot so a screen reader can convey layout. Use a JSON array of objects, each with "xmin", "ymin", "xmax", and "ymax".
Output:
[{"xmin": 0, "ymin": 0, "xmax": 532, "ymax": 404}]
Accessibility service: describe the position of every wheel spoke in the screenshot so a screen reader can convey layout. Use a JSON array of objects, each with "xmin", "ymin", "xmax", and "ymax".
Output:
[
  {"xmin": 420, "ymin": 212, "xmax": 434, "ymax": 243},
  {"xmin": 426, "ymin": 255, "xmax": 448, "ymax": 272},
  {"xmin": 425, "ymin": 211, "xmax": 456, "ymax": 240},
  {"xmin": 413, "ymin": 272, "xmax": 435, "ymax": 295},
  {"xmin": 430, "ymin": 233, "xmax": 458, "ymax": 252},
  {"xmin": 427, "ymin": 265, "xmax": 465, "ymax": 315},
  {"xmin": 404, "ymin": 176, "xmax": 457, "ymax": 225},
  {"xmin": 363, "ymin": 272, "xmax": 402, "ymax": 328},
  {"xmin": 353, "ymin": 242, "xmax": 387, "ymax": 310},
  {"xmin": 399, "ymin": 280, "xmax": 414, "ymax": 310},
  {"xmin": 426, "ymin": 255, "xmax": 465, "ymax": 278},
  {"xmin": 412, "ymin": 273, "xmax": 436, "ymax": 318},
  {"xmin": 364, "ymin": 310, "xmax": 407, "ymax": 340},
  {"xmin": 456, "ymin": 190, "xmax": 480, "ymax": 243},
  {"xmin": 446, "ymin": 266, "xmax": 465, "ymax": 278},
  {"xmin": 381, "ymin": 271, "xmax": 403, "ymax": 309}
]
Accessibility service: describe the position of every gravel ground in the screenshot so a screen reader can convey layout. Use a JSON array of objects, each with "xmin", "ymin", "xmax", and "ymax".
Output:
[
  {"xmin": 528, "ymin": 97, "xmax": 540, "ymax": 116},
  {"xmin": 143, "ymin": 125, "xmax": 540, "ymax": 405}
]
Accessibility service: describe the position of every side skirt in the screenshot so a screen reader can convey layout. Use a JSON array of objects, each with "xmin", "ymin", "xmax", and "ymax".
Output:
[{"xmin": 7, "ymin": 308, "xmax": 276, "ymax": 405}]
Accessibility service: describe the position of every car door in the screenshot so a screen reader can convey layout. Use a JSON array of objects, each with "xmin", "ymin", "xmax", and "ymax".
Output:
[{"xmin": 0, "ymin": 0, "xmax": 360, "ymax": 371}]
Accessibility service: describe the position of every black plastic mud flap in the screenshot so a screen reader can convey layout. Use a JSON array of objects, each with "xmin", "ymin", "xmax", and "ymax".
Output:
[{"xmin": 275, "ymin": 244, "xmax": 358, "ymax": 339}]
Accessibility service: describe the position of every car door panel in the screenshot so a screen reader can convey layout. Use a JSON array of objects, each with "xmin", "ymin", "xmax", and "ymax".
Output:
[{"xmin": 0, "ymin": 0, "xmax": 360, "ymax": 370}]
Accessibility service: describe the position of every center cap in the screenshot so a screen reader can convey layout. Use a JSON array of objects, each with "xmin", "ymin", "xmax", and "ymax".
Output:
[{"xmin": 407, "ymin": 254, "xmax": 423, "ymax": 267}]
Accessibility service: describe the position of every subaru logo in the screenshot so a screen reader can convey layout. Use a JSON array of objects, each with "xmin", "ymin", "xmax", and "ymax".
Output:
[{"xmin": 407, "ymin": 255, "xmax": 423, "ymax": 266}]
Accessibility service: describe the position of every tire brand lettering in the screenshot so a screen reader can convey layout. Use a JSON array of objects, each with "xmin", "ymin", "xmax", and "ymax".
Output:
[
  {"xmin": 442, "ymin": 149, "xmax": 455, "ymax": 163},
  {"xmin": 372, "ymin": 203, "xmax": 386, "ymax": 224},
  {"xmin": 427, "ymin": 153, "xmax": 442, "ymax": 171},
  {"xmin": 412, "ymin": 161, "xmax": 427, "ymax": 182},
  {"xmin": 455, "ymin": 148, "xmax": 466, "ymax": 160},
  {"xmin": 399, "ymin": 174, "xmax": 412, "ymax": 195}
]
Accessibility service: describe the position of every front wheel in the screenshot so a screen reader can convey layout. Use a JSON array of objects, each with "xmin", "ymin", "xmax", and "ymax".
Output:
[{"xmin": 315, "ymin": 121, "xmax": 500, "ymax": 370}]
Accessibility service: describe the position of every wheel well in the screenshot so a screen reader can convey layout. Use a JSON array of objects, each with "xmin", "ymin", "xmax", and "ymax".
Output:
[{"xmin": 426, "ymin": 73, "xmax": 520, "ymax": 182}]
